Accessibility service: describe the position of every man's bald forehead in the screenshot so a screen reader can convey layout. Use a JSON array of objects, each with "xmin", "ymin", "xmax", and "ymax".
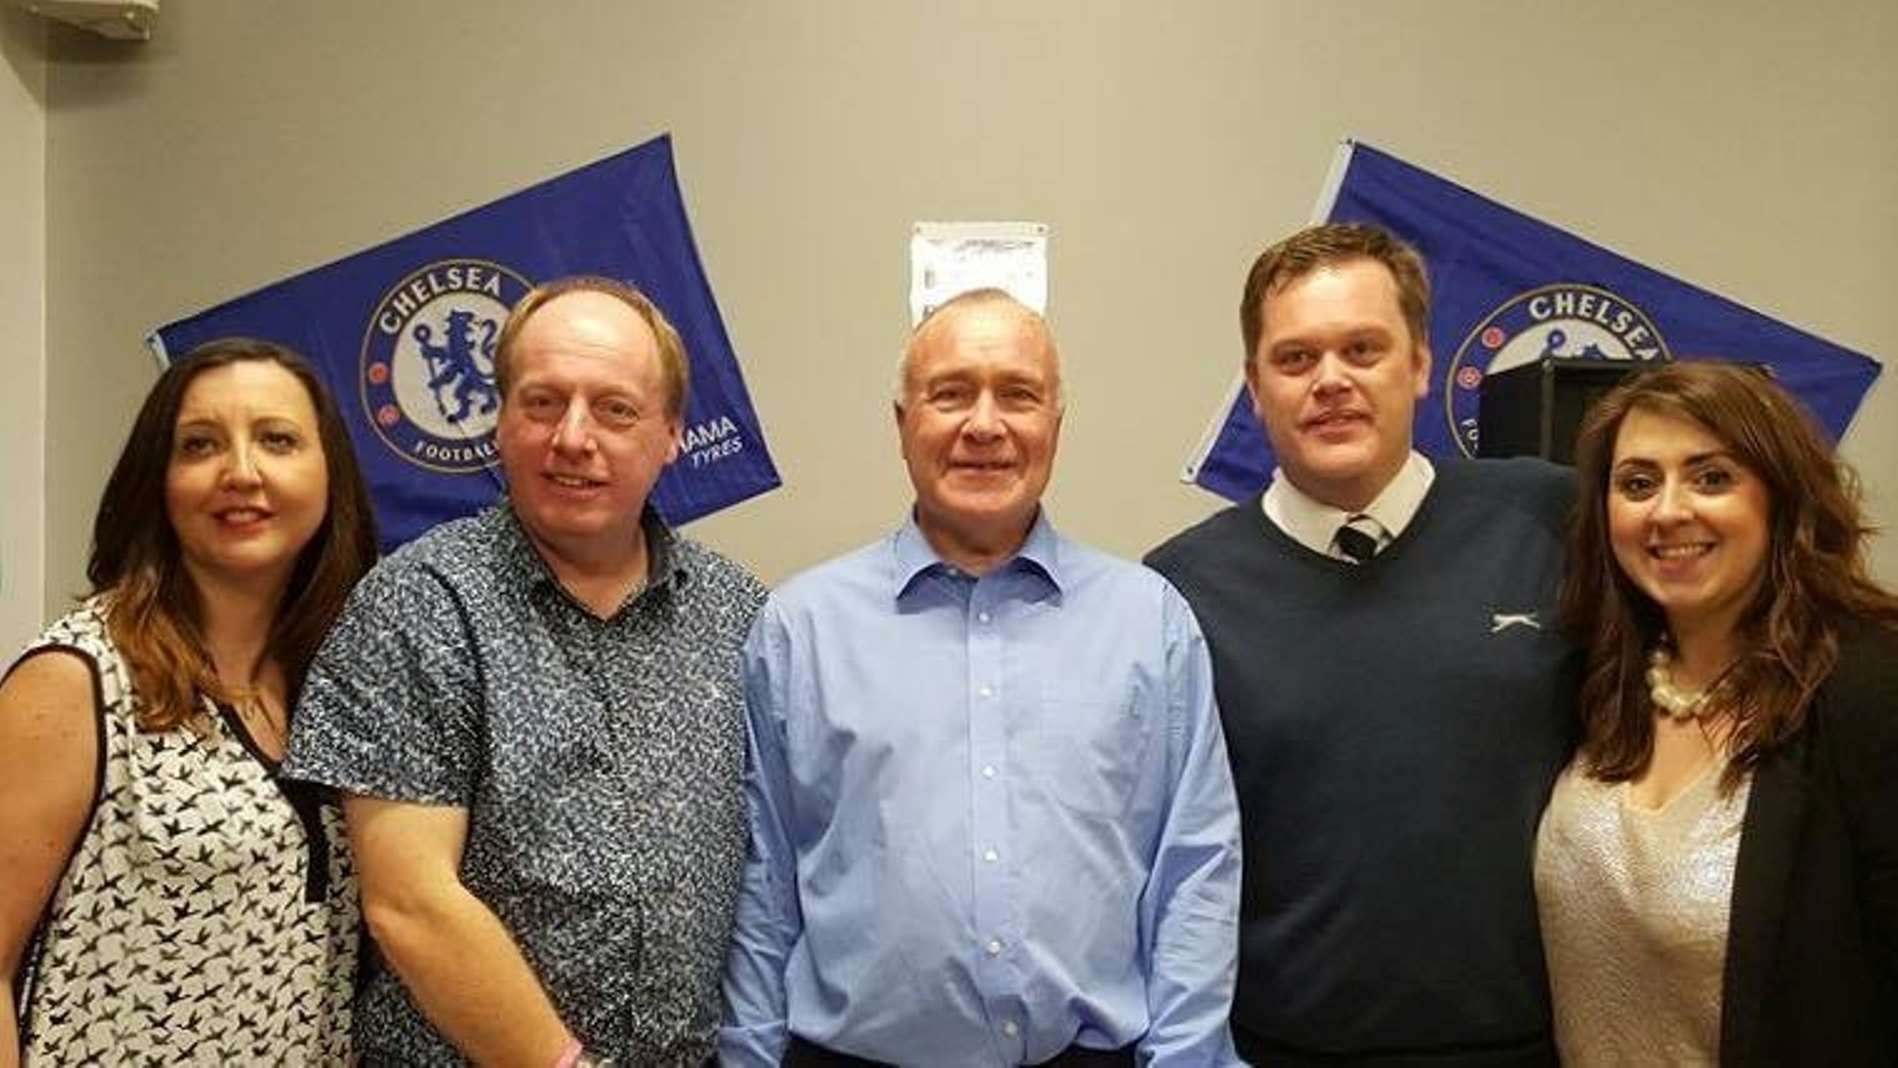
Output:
[
  {"xmin": 901, "ymin": 289, "xmax": 1059, "ymax": 395},
  {"xmin": 913, "ymin": 288, "xmax": 1046, "ymax": 345}
]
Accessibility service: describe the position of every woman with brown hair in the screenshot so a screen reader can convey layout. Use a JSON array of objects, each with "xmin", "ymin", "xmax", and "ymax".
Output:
[
  {"xmin": 0, "ymin": 338, "xmax": 378, "ymax": 1065},
  {"xmin": 1535, "ymin": 361, "xmax": 1898, "ymax": 1065}
]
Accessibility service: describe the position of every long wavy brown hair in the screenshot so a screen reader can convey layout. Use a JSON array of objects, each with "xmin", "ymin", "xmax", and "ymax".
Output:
[
  {"xmin": 1559, "ymin": 361, "xmax": 1898, "ymax": 790},
  {"xmin": 87, "ymin": 338, "xmax": 378, "ymax": 732}
]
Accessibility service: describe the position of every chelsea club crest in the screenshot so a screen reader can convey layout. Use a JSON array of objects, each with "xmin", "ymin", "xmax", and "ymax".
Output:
[
  {"xmin": 1443, "ymin": 284, "xmax": 1672, "ymax": 456},
  {"xmin": 359, "ymin": 260, "xmax": 532, "ymax": 473}
]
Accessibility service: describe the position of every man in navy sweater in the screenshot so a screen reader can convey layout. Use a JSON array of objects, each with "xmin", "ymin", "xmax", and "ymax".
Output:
[{"xmin": 1146, "ymin": 223, "xmax": 1577, "ymax": 1066}]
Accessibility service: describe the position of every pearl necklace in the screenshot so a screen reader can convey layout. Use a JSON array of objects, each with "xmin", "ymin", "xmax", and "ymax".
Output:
[{"xmin": 1645, "ymin": 644, "xmax": 1732, "ymax": 724}]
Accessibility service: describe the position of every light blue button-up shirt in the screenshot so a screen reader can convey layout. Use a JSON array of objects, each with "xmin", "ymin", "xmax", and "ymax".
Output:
[{"xmin": 720, "ymin": 515, "xmax": 1242, "ymax": 1067}]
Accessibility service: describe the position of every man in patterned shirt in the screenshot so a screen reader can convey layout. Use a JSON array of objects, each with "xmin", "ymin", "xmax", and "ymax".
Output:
[{"xmin": 286, "ymin": 276, "xmax": 766, "ymax": 1066}]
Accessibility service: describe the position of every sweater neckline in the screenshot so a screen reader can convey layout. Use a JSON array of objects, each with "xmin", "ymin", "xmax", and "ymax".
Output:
[{"xmin": 1246, "ymin": 468, "xmax": 1449, "ymax": 575}]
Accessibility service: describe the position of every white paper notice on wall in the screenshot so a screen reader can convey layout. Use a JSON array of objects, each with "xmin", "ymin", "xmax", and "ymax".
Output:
[{"xmin": 909, "ymin": 221, "xmax": 1049, "ymax": 325}]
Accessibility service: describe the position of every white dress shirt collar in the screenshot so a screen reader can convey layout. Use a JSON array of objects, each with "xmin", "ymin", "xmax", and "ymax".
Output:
[{"xmin": 1260, "ymin": 451, "xmax": 1436, "ymax": 560}]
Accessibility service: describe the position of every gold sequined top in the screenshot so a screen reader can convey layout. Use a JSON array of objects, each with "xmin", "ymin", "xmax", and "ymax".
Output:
[{"xmin": 1533, "ymin": 757, "xmax": 1753, "ymax": 1067}]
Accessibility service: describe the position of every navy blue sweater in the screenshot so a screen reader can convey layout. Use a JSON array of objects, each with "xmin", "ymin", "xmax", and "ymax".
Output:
[{"xmin": 1147, "ymin": 458, "xmax": 1579, "ymax": 1063}]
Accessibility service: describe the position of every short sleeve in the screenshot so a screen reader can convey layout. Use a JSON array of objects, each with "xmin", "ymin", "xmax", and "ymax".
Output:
[{"xmin": 283, "ymin": 558, "xmax": 483, "ymax": 806}]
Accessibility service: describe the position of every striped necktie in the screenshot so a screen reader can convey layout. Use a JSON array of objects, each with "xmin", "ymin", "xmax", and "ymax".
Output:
[{"xmin": 1334, "ymin": 515, "xmax": 1380, "ymax": 563}]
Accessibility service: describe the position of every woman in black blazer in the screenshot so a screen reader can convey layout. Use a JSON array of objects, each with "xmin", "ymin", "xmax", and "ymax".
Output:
[{"xmin": 1534, "ymin": 361, "xmax": 1897, "ymax": 1066}]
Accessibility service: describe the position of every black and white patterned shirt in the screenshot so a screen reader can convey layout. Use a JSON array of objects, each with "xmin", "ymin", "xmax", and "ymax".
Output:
[
  {"xmin": 11, "ymin": 599, "xmax": 359, "ymax": 1066},
  {"xmin": 284, "ymin": 503, "xmax": 765, "ymax": 1066}
]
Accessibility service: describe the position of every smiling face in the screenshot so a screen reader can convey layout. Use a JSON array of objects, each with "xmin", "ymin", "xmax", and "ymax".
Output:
[
  {"xmin": 1607, "ymin": 406, "xmax": 1772, "ymax": 643},
  {"xmin": 164, "ymin": 360, "xmax": 330, "ymax": 595},
  {"xmin": 1246, "ymin": 257, "xmax": 1431, "ymax": 511},
  {"xmin": 496, "ymin": 289, "xmax": 682, "ymax": 570},
  {"xmin": 897, "ymin": 298, "xmax": 1062, "ymax": 568}
]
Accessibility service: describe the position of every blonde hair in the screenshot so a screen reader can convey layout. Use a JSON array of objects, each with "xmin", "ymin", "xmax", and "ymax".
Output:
[{"xmin": 493, "ymin": 275, "xmax": 691, "ymax": 416}]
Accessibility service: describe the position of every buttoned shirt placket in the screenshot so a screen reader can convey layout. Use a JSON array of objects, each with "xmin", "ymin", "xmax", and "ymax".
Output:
[{"xmin": 955, "ymin": 562, "xmax": 1028, "ymax": 1063}]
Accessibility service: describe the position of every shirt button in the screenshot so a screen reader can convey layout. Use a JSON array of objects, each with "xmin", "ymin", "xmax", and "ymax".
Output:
[
  {"xmin": 977, "ymin": 610, "xmax": 991, "ymax": 623},
  {"xmin": 1002, "ymin": 1020, "xmax": 1019, "ymax": 1037},
  {"xmin": 986, "ymin": 938, "xmax": 1004, "ymax": 956},
  {"xmin": 983, "ymin": 848, "xmax": 999, "ymax": 863},
  {"xmin": 982, "ymin": 764, "xmax": 997, "ymax": 779},
  {"xmin": 978, "ymin": 685, "xmax": 993, "ymax": 699}
]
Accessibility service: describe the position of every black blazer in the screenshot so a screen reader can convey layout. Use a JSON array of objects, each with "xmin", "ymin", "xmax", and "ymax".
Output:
[{"xmin": 1721, "ymin": 626, "xmax": 1898, "ymax": 1066}]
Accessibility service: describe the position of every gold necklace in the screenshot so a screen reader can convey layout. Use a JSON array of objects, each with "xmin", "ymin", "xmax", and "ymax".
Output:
[{"xmin": 228, "ymin": 686, "xmax": 288, "ymax": 753}]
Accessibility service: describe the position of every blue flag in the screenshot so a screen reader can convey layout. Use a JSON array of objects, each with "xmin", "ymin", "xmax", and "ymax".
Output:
[
  {"xmin": 150, "ymin": 133, "xmax": 780, "ymax": 550},
  {"xmin": 1184, "ymin": 140, "xmax": 1883, "ymax": 501}
]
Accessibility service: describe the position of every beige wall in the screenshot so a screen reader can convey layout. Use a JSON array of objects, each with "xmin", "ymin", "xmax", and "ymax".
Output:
[
  {"xmin": 1, "ymin": 8, "xmax": 45, "ymax": 653},
  {"xmin": 36, "ymin": 1, "xmax": 1898, "ymax": 618}
]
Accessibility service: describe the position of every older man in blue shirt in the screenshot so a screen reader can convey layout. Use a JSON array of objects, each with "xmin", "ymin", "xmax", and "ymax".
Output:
[{"xmin": 720, "ymin": 289, "xmax": 1242, "ymax": 1067}]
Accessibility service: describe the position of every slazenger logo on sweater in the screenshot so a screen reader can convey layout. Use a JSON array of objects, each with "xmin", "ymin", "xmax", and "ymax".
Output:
[{"xmin": 1489, "ymin": 611, "xmax": 1542, "ymax": 634}]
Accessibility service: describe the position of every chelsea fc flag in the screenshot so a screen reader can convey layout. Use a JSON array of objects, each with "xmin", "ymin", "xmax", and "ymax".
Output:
[
  {"xmin": 1182, "ymin": 140, "xmax": 1883, "ymax": 501},
  {"xmin": 149, "ymin": 133, "xmax": 780, "ymax": 550}
]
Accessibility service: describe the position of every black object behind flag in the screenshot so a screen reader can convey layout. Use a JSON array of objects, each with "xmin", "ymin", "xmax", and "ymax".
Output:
[
  {"xmin": 149, "ymin": 133, "xmax": 780, "ymax": 551},
  {"xmin": 1476, "ymin": 357, "xmax": 1644, "ymax": 465}
]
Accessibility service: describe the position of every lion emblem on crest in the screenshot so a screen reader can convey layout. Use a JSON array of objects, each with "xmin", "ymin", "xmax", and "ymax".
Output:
[{"xmin": 412, "ymin": 309, "xmax": 499, "ymax": 424}]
